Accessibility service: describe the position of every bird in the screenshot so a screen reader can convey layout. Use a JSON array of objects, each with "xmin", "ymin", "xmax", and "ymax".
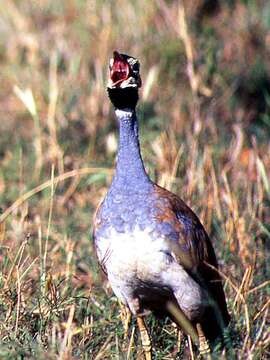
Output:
[{"xmin": 93, "ymin": 51, "xmax": 230, "ymax": 359}]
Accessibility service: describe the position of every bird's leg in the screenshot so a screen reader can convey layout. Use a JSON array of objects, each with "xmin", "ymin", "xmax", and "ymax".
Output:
[
  {"xmin": 196, "ymin": 323, "xmax": 211, "ymax": 358},
  {"xmin": 136, "ymin": 316, "xmax": 152, "ymax": 360},
  {"xmin": 118, "ymin": 301, "xmax": 131, "ymax": 339},
  {"xmin": 177, "ymin": 328, "xmax": 183, "ymax": 353},
  {"xmin": 172, "ymin": 322, "xmax": 183, "ymax": 353},
  {"xmin": 188, "ymin": 335, "xmax": 195, "ymax": 360}
]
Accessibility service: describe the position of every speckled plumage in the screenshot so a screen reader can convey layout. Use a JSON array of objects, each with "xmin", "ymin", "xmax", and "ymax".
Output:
[{"xmin": 93, "ymin": 53, "xmax": 230, "ymax": 346}]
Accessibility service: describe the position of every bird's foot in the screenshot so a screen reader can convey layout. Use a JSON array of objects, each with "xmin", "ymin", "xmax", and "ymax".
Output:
[{"xmin": 196, "ymin": 323, "xmax": 211, "ymax": 359}]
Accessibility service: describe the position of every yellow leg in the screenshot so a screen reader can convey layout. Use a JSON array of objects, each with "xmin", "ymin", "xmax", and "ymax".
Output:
[
  {"xmin": 136, "ymin": 316, "xmax": 152, "ymax": 360},
  {"xmin": 188, "ymin": 335, "xmax": 195, "ymax": 360},
  {"xmin": 196, "ymin": 323, "xmax": 211, "ymax": 358},
  {"xmin": 177, "ymin": 328, "xmax": 183, "ymax": 353},
  {"xmin": 119, "ymin": 301, "xmax": 132, "ymax": 339},
  {"xmin": 172, "ymin": 322, "xmax": 183, "ymax": 353}
]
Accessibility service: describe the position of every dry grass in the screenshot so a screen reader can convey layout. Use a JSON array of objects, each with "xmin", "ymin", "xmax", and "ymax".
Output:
[{"xmin": 0, "ymin": 1, "xmax": 269, "ymax": 359}]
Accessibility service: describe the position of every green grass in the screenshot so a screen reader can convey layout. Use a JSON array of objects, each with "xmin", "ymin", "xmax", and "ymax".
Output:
[{"xmin": 0, "ymin": 1, "xmax": 269, "ymax": 359}]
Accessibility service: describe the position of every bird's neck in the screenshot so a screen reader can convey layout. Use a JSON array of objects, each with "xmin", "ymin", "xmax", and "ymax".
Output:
[{"xmin": 111, "ymin": 108, "xmax": 152, "ymax": 193}]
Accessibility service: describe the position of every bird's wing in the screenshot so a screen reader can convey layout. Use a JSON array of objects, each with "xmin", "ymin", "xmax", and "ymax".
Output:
[
  {"xmin": 154, "ymin": 184, "xmax": 214, "ymax": 271},
  {"xmin": 154, "ymin": 185, "xmax": 230, "ymax": 325}
]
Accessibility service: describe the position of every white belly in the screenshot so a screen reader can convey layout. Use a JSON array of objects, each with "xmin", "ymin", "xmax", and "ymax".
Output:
[{"xmin": 96, "ymin": 225, "xmax": 205, "ymax": 319}]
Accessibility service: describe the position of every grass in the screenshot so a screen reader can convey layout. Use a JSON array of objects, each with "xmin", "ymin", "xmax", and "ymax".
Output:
[{"xmin": 0, "ymin": 0, "xmax": 269, "ymax": 358}]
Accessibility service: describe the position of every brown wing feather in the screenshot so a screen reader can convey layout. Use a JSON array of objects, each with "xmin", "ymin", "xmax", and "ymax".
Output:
[{"xmin": 154, "ymin": 185, "xmax": 230, "ymax": 332}]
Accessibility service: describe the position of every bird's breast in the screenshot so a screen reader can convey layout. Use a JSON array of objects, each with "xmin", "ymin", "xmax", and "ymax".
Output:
[
  {"xmin": 95, "ymin": 225, "xmax": 172, "ymax": 282},
  {"xmin": 94, "ymin": 193, "xmax": 183, "ymax": 283}
]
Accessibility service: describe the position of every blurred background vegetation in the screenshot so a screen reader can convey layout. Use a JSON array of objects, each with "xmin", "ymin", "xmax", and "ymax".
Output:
[{"xmin": 0, "ymin": 0, "xmax": 269, "ymax": 359}]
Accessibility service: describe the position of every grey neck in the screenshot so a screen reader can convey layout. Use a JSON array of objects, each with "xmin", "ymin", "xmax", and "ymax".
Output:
[{"xmin": 110, "ymin": 108, "xmax": 152, "ymax": 193}]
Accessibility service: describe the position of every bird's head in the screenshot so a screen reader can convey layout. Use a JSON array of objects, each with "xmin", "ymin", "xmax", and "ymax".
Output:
[{"xmin": 107, "ymin": 51, "xmax": 141, "ymax": 110}]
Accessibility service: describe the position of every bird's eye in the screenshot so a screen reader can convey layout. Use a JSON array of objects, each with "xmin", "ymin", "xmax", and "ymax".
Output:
[{"xmin": 132, "ymin": 62, "xmax": 140, "ymax": 72}]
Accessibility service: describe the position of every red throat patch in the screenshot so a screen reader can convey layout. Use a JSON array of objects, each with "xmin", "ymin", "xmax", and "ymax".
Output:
[{"xmin": 110, "ymin": 51, "xmax": 130, "ymax": 86}]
